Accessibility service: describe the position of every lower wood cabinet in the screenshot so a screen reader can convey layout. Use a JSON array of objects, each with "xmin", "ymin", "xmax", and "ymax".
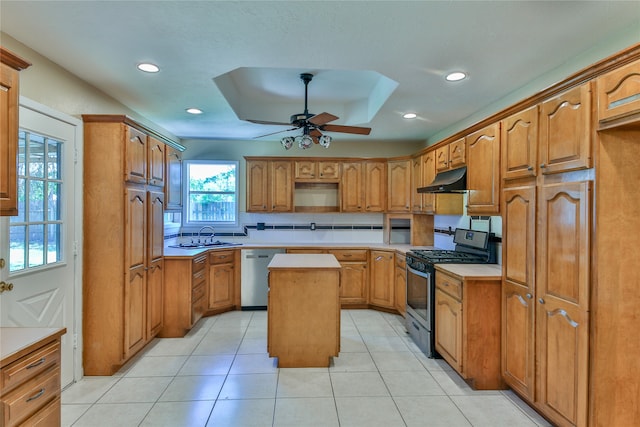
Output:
[
  {"xmin": 1, "ymin": 328, "xmax": 65, "ymax": 427},
  {"xmin": 434, "ymin": 268, "xmax": 503, "ymax": 390},
  {"xmin": 330, "ymin": 249, "xmax": 368, "ymax": 306},
  {"xmin": 207, "ymin": 250, "xmax": 239, "ymax": 312},
  {"xmin": 369, "ymin": 250, "xmax": 395, "ymax": 309},
  {"xmin": 394, "ymin": 254, "xmax": 406, "ymax": 316}
]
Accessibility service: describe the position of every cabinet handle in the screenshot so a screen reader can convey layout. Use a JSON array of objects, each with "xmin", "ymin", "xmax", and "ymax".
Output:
[
  {"xmin": 27, "ymin": 388, "xmax": 46, "ymax": 402},
  {"xmin": 27, "ymin": 357, "xmax": 46, "ymax": 369},
  {"xmin": 375, "ymin": 256, "xmax": 383, "ymax": 261},
  {"xmin": 527, "ymin": 166, "xmax": 534, "ymax": 171},
  {"xmin": 526, "ymin": 293, "xmax": 533, "ymax": 299},
  {"xmin": 540, "ymin": 163, "xmax": 546, "ymax": 169},
  {"xmin": 538, "ymin": 298, "xmax": 545, "ymax": 304}
]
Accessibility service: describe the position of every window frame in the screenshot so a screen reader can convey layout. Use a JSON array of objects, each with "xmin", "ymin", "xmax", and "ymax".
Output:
[{"xmin": 182, "ymin": 159, "xmax": 239, "ymax": 228}]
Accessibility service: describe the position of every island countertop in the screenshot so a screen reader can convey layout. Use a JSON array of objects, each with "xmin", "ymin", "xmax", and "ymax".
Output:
[
  {"xmin": 1, "ymin": 327, "xmax": 67, "ymax": 366},
  {"xmin": 268, "ymin": 253, "xmax": 341, "ymax": 269}
]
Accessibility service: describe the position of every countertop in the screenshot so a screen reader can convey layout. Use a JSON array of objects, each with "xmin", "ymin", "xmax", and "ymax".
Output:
[
  {"xmin": 268, "ymin": 253, "xmax": 342, "ymax": 269},
  {"xmin": 1, "ymin": 327, "xmax": 67, "ymax": 366},
  {"xmin": 164, "ymin": 242, "xmax": 437, "ymax": 258},
  {"xmin": 435, "ymin": 263, "xmax": 502, "ymax": 280}
]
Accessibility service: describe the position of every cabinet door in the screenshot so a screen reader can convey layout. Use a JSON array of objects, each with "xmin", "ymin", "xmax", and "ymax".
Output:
[
  {"xmin": 387, "ymin": 159, "xmax": 411, "ymax": 212},
  {"xmin": 467, "ymin": 123, "xmax": 501, "ymax": 214},
  {"xmin": 421, "ymin": 151, "xmax": 436, "ymax": 213},
  {"xmin": 125, "ymin": 125, "xmax": 147, "ymax": 184},
  {"xmin": 317, "ymin": 161, "xmax": 340, "ymax": 180},
  {"xmin": 147, "ymin": 258, "xmax": 164, "ymax": 338},
  {"xmin": 364, "ymin": 161, "xmax": 386, "ymax": 212},
  {"xmin": 537, "ymin": 180, "xmax": 591, "ymax": 427},
  {"xmin": 148, "ymin": 190, "xmax": 164, "ymax": 262},
  {"xmin": 411, "ymin": 156, "xmax": 422, "ymax": 212},
  {"xmin": 339, "ymin": 262, "xmax": 367, "ymax": 305},
  {"xmin": 126, "ymin": 188, "xmax": 147, "ymax": 270},
  {"xmin": 246, "ymin": 160, "xmax": 269, "ymax": 211},
  {"xmin": 502, "ymin": 105, "xmax": 538, "ymax": 180},
  {"xmin": 208, "ymin": 263, "xmax": 234, "ymax": 309},
  {"xmin": 165, "ymin": 146, "xmax": 182, "ymax": 210},
  {"xmin": 270, "ymin": 160, "xmax": 292, "ymax": 211},
  {"xmin": 449, "ymin": 138, "xmax": 466, "ymax": 168},
  {"xmin": 148, "ymin": 136, "xmax": 165, "ymax": 187},
  {"xmin": 394, "ymin": 262, "xmax": 406, "ymax": 316},
  {"xmin": 125, "ymin": 264, "xmax": 146, "ymax": 358},
  {"xmin": 539, "ymin": 83, "xmax": 592, "ymax": 174},
  {"xmin": 435, "ymin": 145, "xmax": 450, "ymax": 172},
  {"xmin": 341, "ymin": 162, "xmax": 363, "ymax": 211},
  {"xmin": 501, "ymin": 185, "xmax": 536, "ymax": 400},
  {"xmin": 369, "ymin": 251, "xmax": 394, "ymax": 308},
  {"xmin": 435, "ymin": 288, "xmax": 462, "ymax": 372},
  {"xmin": 294, "ymin": 161, "xmax": 315, "ymax": 179},
  {"xmin": 0, "ymin": 63, "xmax": 19, "ymax": 216},
  {"xmin": 597, "ymin": 58, "xmax": 640, "ymax": 124}
]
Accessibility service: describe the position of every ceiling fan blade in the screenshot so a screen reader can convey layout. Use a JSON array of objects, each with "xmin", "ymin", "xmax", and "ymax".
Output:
[
  {"xmin": 308, "ymin": 112, "xmax": 338, "ymax": 126},
  {"xmin": 253, "ymin": 127, "xmax": 298, "ymax": 138},
  {"xmin": 321, "ymin": 124, "xmax": 372, "ymax": 135},
  {"xmin": 247, "ymin": 119, "xmax": 293, "ymax": 126},
  {"xmin": 309, "ymin": 128, "xmax": 322, "ymax": 138}
]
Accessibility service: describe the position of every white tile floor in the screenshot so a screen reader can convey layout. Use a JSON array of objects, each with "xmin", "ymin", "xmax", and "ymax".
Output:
[{"xmin": 62, "ymin": 309, "xmax": 552, "ymax": 426}]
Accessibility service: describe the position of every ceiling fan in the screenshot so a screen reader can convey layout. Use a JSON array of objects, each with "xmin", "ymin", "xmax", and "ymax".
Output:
[{"xmin": 247, "ymin": 73, "xmax": 371, "ymax": 149}]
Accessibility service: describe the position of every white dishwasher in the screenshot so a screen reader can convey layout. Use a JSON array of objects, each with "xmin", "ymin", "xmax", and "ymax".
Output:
[{"xmin": 240, "ymin": 248, "xmax": 285, "ymax": 309}]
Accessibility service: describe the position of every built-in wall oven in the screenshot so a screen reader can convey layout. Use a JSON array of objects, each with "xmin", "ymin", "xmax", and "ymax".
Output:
[{"xmin": 406, "ymin": 228, "xmax": 496, "ymax": 358}]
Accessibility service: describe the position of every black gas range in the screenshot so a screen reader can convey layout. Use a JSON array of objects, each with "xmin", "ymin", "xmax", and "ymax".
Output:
[{"xmin": 405, "ymin": 228, "xmax": 496, "ymax": 357}]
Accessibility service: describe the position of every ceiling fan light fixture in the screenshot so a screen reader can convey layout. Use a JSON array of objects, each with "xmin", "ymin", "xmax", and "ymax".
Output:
[
  {"xmin": 319, "ymin": 134, "xmax": 332, "ymax": 148},
  {"xmin": 281, "ymin": 136, "xmax": 294, "ymax": 150},
  {"xmin": 445, "ymin": 71, "xmax": 467, "ymax": 82},
  {"xmin": 296, "ymin": 134, "xmax": 314, "ymax": 149}
]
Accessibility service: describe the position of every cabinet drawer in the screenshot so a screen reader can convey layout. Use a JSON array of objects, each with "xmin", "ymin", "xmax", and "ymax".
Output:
[
  {"xmin": 1, "ymin": 342, "xmax": 60, "ymax": 393},
  {"xmin": 435, "ymin": 273, "xmax": 462, "ymax": 300},
  {"xmin": 192, "ymin": 282, "xmax": 206, "ymax": 301},
  {"xmin": 192, "ymin": 268, "xmax": 206, "ymax": 284},
  {"xmin": 23, "ymin": 396, "xmax": 60, "ymax": 427},
  {"xmin": 286, "ymin": 248, "xmax": 328, "ymax": 254},
  {"xmin": 192, "ymin": 254, "xmax": 207, "ymax": 273},
  {"xmin": 330, "ymin": 249, "xmax": 368, "ymax": 261},
  {"xmin": 209, "ymin": 250, "xmax": 235, "ymax": 265},
  {"xmin": 2, "ymin": 366, "xmax": 60, "ymax": 427}
]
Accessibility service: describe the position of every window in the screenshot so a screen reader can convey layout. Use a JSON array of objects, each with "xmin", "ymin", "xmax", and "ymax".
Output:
[
  {"xmin": 9, "ymin": 130, "xmax": 64, "ymax": 272},
  {"xmin": 185, "ymin": 160, "xmax": 238, "ymax": 226}
]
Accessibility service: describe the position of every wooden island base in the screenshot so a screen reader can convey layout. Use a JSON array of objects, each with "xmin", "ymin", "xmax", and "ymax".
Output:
[{"xmin": 267, "ymin": 254, "xmax": 341, "ymax": 368}]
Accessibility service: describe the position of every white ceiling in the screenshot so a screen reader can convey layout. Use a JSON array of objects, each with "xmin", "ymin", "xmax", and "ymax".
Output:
[{"xmin": 2, "ymin": 1, "xmax": 639, "ymax": 143}]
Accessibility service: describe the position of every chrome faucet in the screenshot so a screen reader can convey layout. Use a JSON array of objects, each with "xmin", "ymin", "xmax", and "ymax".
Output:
[{"xmin": 197, "ymin": 226, "xmax": 216, "ymax": 243}]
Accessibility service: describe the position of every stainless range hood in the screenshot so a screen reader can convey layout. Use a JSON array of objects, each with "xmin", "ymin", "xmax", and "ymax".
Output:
[{"xmin": 417, "ymin": 166, "xmax": 466, "ymax": 193}]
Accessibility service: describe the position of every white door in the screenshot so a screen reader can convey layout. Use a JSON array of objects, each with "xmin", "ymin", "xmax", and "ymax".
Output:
[{"xmin": 0, "ymin": 100, "xmax": 81, "ymax": 388}]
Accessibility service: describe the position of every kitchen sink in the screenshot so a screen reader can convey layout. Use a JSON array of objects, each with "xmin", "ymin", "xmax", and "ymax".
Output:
[{"xmin": 169, "ymin": 241, "xmax": 242, "ymax": 249}]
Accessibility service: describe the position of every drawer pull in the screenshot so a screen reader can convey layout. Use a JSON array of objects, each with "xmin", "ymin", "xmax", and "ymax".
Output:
[
  {"xmin": 26, "ymin": 388, "xmax": 46, "ymax": 402},
  {"xmin": 26, "ymin": 357, "xmax": 46, "ymax": 369}
]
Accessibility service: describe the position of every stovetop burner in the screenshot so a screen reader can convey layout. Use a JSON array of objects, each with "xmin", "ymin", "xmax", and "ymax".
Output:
[
  {"xmin": 408, "ymin": 249, "xmax": 488, "ymax": 263},
  {"xmin": 407, "ymin": 228, "xmax": 496, "ymax": 268}
]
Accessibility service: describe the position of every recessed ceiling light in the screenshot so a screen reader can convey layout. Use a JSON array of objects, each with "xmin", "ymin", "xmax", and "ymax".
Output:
[
  {"xmin": 445, "ymin": 71, "xmax": 467, "ymax": 82},
  {"xmin": 186, "ymin": 108, "xmax": 203, "ymax": 115},
  {"xmin": 403, "ymin": 113, "xmax": 417, "ymax": 119},
  {"xmin": 137, "ymin": 63, "xmax": 159, "ymax": 73}
]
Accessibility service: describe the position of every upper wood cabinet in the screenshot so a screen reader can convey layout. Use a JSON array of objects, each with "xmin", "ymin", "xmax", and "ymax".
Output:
[
  {"xmin": 148, "ymin": 136, "xmax": 165, "ymax": 187},
  {"xmin": 539, "ymin": 83, "xmax": 592, "ymax": 174},
  {"xmin": 0, "ymin": 47, "xmax": 30, "ymax": 216},
  {"xmin": 420, "ymin": 151, "xmax": 436, "ymax": 212},
  {"xmin": 165, "ymin": 145, "xmax": 183, "ymax": 211},
  {"xmin": 387, "ymin": 158, "xmax": 411, "ymax": 212},
  {"xmin": 341, "ymin": 161, "xmax": 386, "ymax": 212},
  {"xmin": 246, "ymin": 159, "xmax": 293, "ymax": 212},
  {"xmin": 364, "ymin": 161, "xmax": 386, "ymax": 212},
  {"xmin": 501, "ymin": 105, "xmax": 538, "ymax": 180},
  {"xmin": 435, "ymin": 138, "xmax": 466, "ymax": 172},
  {"xmin": 410, "ymin": 156, "xmax": 423, "ymax": 212},
  {"xmin": 124, "ymin": 125, "xmax": 166, "ymax": 188},
  {"xmin": 597, "ymin": 58, "xmax": 640, "ymax": 126},
  {"xmin": 467, "ymin": 123, "xmax": 501, "ymax": 214},
  {"xmin": 294, "ymin": 160, "xmax": 340, "ymax": 181}
]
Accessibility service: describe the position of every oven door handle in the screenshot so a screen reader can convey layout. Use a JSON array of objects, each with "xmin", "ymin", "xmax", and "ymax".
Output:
[{"xmin": 407, "ymin": 265, "xmax": 430, "ymax": 279}]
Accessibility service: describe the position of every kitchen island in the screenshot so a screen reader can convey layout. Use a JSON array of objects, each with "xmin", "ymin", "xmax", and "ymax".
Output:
[{"xmin": 267, "ymin": 253, "xmax": 341, "ymax": 367}]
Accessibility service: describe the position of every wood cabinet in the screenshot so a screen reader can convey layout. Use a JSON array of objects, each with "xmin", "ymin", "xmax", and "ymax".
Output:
[
  {"xmin": 467, "ymin": 122, "xmax": 501, "ymax": 214},
  {"xmin": 435, "ymin": 268, "xmax": 503, "ymax": 390},
  {"xmin": 207, "ymin": 250, "xmax": 237, "ymax": 312},
  {"xmin": 341, "ymin": 162, "xmax": 363, "ymax": 211},
  {"xmin": 82, "ymin": 115, "xmax": 171, "ymax": 375},
  {"xmin": 246, "ymin": 159, "xmax": 293, "ymax": 212},
  {"xmin": 410, "ymin": 155, "xmax": 423, "ymax": 211},
  {"xmin": 1, "ymin": 328, "xmax": 65, "ymax": 427},
  {"xmin": 267, "ymin": 254, "xmax": 341, "ymax": 367},
  {"xmin": 369, "ymin": 250, "xmax": 394, "ymax": 309},
  {"xmin": 501, "ymin": 184, "xmax": 536, "ymax": 401},
  {"xmin": 294, "ymin": 160, "xmax": 340, "ymax": 181},
  {"xmin": 330, "ymin": 249, "xmax": 369, "ymax": 306},
  {"xmin": 597, "ymin": 58, "xmax": 640, "ymax": 127},
  {"xmin": 341, "ymin": 161, "xmax": 386, "ymax": 212},
  {"xmin": 364, "ymin": 161, "xmax": 386, "ymax": 212},
  {"xmin": 161, "ymin": 253, "xmax": 207, "ymax": 338},
  {"xmin": 165, "ymin": 145, "xmax": 183, "ymax": 211},
  {"xmin": 394, "ymin": 253, "xmax": 406, "ymax": 316},
  {"xmin": 0, "ymin": 48, "xmax": 30, "ymax": 216},
  {"xmin": 502, "ymin": 105, "xmax": 538, "ymax": 180},
  {"xmin": 435, "ymin": 137, "xmax": 466, "ymax": 172},
  {"xmin": 539, "ymin": 83, "xmax": 592, "ymax": 174},
  {"xmin": 387, "ymin": 158, "xmax": 411, "ymax": 212},
  {"xmin": 420, "ymin": 151, "xmax": 436, "ymax": 212}
]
